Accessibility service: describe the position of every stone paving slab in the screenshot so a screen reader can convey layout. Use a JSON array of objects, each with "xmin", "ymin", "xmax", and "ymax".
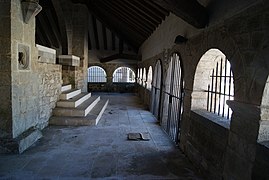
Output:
[{"xmin": 0, "ymin": 93, "xmax": 203, "ymax": 179}]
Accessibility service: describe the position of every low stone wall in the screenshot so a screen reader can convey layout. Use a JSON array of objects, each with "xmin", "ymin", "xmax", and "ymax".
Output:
[
  {"xmin": 186, "ymin": 110, "xmax": 229, "ymax": 179},
  {"xmin": 88, "ymin": 83, "xmax": 136, "ymax": 93},
  {"xmin": 137, "ymin": 85, "xmax": 151, "ymax": 109},
  {"xmin": 37, "ymin": 62, "xmax": 62, "ymax": 129}
]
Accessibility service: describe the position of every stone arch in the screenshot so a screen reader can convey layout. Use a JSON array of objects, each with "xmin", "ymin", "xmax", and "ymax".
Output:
[
  {"xmin": 259, "ymin": 75, "xmax": 269, "ymax": 143},
  {"xmin": 112, "ymin": 67, "xmax": 136, "ymax": 83},
  {"xmin": 146, "ymin": 66, "xmax": 153, "ymax": 90},
  {"xmin": 87, "ymin": 66, "xmax": 107, "ymax": 83},
  {"xmin": 142, "ymin": 68, "xmax": 147, "ymax": 87},
  {"xmin": 151, "ymin": 60, "xmax": 162, "ymax": 119},
  {"xmin": 192, "ymin": 48, "xmax": 234, "ymax": 119},
  {"xmin": 161, "ymin": 52, "xmax": 184, "ymax": 142}
]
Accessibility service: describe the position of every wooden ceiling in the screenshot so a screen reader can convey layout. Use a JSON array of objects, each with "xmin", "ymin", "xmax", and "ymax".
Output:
[
  {"xmin": 36, "ymin": 0, "xmax": 208, "ymax": 61},
  {"xmin": 73, "ymin": 0, "xmax": 170, "ymax": 53}
]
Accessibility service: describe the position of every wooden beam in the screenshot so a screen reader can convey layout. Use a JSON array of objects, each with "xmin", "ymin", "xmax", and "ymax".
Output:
[
  {"xmin": 100, "ymin": 53, "xmax": 141, "ymax": 63},
  {"xmin": 151, "ymin": 0, "xmax": 208, "ymax": 28},
  {"xmin": 111, "ymin": 0, "xmax": 156, "ymax": 30},
  {"xmin": 122, "ymin": 0, "xmax": 160, "ymax": 25},
  {"xmin": 102, "ymin": 24, "xmax": 107, "ymax": 50},
  {"xmin": 119, "ymin": 39, "xmax": 123, "ymax": 54},
  {"xmin": 51, "ymin": 0, "xmax": 68, "ymax": 54},
  {"xmin": 127, "ymin": 0, "xmax": 163, "ymax": 23},
  {"xmin": 45, "ymin": 9, "xmax": 62, "ymax": 48},
  {"xmin": 36, "ymin": 17, "xmax": 52, "ymax": 47},
  {"xmin": 112, "ymin": 32, "xmax": 116, "ymax": 51},
  {"xmin": 97, "ymin": 0, "xmax": 150, "ymax": 38},
  {"xmin": 145, "ymin": 0, "xmax": 169, "ymax": 17},
  {"xmin": 86, "ymin": 0, "xmax": 143, "ymax": 51},
  {"xmin": 92, "ymin": 15, "xmax": 100, "ymax": 50},
  {"xmin": 88, "ymin": 32, "xmax": 92, "ymax": 50}
]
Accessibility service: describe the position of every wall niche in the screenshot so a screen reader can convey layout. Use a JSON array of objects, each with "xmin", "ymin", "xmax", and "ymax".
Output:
[{"xmin": 18, "ymin": 43, "xmax": 30, "ymax": 70}]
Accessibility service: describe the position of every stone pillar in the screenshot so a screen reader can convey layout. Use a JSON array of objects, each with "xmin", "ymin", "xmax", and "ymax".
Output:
[
  {"xmin": 0, "ymin": 0, "xmax": 42, "ymax": 153},
  {"xmin": 71, "ymin": 4, "xmax": 88, "ymax": 92},
  {"xmin": 223, "ymin": 100, "xmax": 260, "ymax": 180},
  {"xmin": 0, "ymin": 1, "xmax": 12, "ymax": 138}
]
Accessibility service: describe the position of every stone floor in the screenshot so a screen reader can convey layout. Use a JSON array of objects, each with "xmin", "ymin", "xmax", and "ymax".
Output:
[{"xmin": 0, "ymin": 93, "xmax": 203, "ymax": 180}]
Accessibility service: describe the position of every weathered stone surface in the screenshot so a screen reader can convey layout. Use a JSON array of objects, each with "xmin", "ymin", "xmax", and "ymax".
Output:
[
  {"xmin": 58, "ymin": 55, "xmax": 80, "ymax": 67},
  {"xmin": 36, "ymin": 44, "xmax": 56, "ymax": 64}
]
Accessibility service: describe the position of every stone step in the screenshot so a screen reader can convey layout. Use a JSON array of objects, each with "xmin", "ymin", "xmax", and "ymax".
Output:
[
  {"xmin": 59, "ymin": 89, "xmax": 81, "ymax": 100},
  {"xmin": 50, "ymin": 99, "xmax": 109, "ymax": 126},
  {"xmin": 61, "ymin": 84, "xmax": 72, "ymax": 92},
  {"xmin": 53, "ymin": 96, "xmax": 100, "ymax": 117},
  {"xmin": 56, "ymin": 93, "xmax": 91, "ymax": 108}
]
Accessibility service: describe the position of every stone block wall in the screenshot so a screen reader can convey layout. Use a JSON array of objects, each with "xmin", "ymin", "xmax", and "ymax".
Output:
[
  {"xmin": 0, "ymin": 0, "xmax": 62, "ymax": 152},
  {"xmin": 138, "ymin": 0, "xmax": 269, "ymax": 178},
  {"xmin": 187, "ymin": 110, "xmax": 229, "ymax": 179},
  {"xmin": 37, "ymin": 62, "xmax": 62, "ymax": 129}
]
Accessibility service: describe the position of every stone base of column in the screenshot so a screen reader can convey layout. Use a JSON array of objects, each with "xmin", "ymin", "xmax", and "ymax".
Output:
[{"xmin": 0, "ymin": 127, "xmax": 42, "ymax": 154}]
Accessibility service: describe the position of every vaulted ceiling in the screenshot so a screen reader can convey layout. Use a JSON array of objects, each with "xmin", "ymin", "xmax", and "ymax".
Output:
[{"xmin": 36, "ymin": 0, "xmax": 208, "ymax": 62}]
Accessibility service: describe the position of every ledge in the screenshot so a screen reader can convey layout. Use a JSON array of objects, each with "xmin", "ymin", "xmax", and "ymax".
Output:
[
  {"xmin": 36, "ymin": 44, "xmax": 56, "ymax": 64},
  {"xmin": 191, "ymin": 109, "xmax": 230, "ymax": 139},
  {"xmin": 58, "ymin": 55, "xmax": 80, "ymax": 67}
]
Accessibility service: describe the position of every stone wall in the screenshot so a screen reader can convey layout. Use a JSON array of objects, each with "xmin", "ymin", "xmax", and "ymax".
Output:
[
  {"xmin": 37, "ymin": 61, "xmax": 62, "ymax": 129},
  {"xmin": 139, "ymin": 0, "xmax": 269, "ymax": 179},
  {"xmin": 0, "ymin": 0, "xmax": 62, "ymax": 153},
  {"xmin": 188, "ymin": 110, "xmax": 229, "ymax": 179}
]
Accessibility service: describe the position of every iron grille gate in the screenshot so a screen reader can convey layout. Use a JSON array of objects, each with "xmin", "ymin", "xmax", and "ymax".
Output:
[
  {"xmin": 206, "ymin": 57, "xmax": 234, "ymax": 119},
  {"xmin": 151, "ymin": 61, "xmax": 162, "ymax": 118},
  {"xmin": 161, "ymin": 54, "xmax": 184, "ymax": 143}
]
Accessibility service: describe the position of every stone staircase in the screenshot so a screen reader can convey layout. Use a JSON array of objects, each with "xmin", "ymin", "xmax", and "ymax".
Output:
[{"xmin": 50, "ymin": 85, "xmax": 109, "ymax": 126}]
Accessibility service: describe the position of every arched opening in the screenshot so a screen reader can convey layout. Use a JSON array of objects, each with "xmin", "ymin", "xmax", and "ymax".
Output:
[
  {"xmin": 151, "ymin": 60, "xmax": 162, "ymax": 119},
  {"xmin": 259, "ymin": 75, "xmax": 269, "ymax": 143},
  {"xmin": 139, "ymin": 68, "xmax": 143, "ymax": 85},
  {"xmin": 161, "ymin": 53, "xmax": 184, "ymax": 143},
  {"xmin": 192, "ymin": 49, "xmax": 234, "ymax": 122},
  {"xmin": 88, "ymin": 66, "xmax": 107, "ymax": 82},
  {"xmin": 113, "ymin": 67, "xmax": 136, "ymax": 83},
  {"xmin": 142, "ymin": 68, "xmax": 147, "ymax": 87},
  {"xmin": 147, "ymin": 66, "xmax": 153, "ymax": 90},
  {"xmin": 137, "ymin": 68, "xmax": 141, "ymax": 84}
]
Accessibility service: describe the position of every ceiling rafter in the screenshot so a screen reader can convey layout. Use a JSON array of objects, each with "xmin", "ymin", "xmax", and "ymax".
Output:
[
  {"xmin": 97, "ymin": 0, "xmax": 150, "ymax": 38},
  {"xmin": 102, "ymin": 25, "xmax": 107, "ymax": 50},
  {"xmin": 100, "ymin": 53, "xmax": 141, "ymax": 63},
  {"xmin": 151, "ymin": 0, "xmax": 208, "ymax": 28},
  {"xmin": 112, "ymin": 0, "xmax": 157, "ymax": 30},
  {"xmin": 85, "ymin": 0, "xmax": 144, "ymax": 52},
  {"xmin": 92, "ymin": 15, "xmax": 100, "ymax": 50},
  {"xmin": 45, "ymin": 9, "xmax": 62, "ymax": 48},
  {"xmin": 127, "ymin": 0, "xmax": 163, "ymax": 23},
  {"xmin": 122, "ymin": 0, "xmax": 160, "ymax": 25},
  {"xmin": 36, "ymin": 18, "xmax": 51, "ymax": 47}
]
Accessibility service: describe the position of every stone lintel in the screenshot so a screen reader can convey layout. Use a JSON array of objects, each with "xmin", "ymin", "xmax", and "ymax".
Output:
[
  {"xmin": 58, "ymin": 55, "xmax": 80, "ymax": 67},
  {"xmin": 36, "ymin": 44, "xmax": 56, "ymax": 64}
]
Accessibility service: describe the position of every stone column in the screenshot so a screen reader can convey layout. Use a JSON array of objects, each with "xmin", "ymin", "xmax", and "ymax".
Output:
[
  {"xmin": 0, "ymin": 1, "xmax": 12, "ymax": 138},
  {"xmin": 223, "ymin": 100, "xmax": 260, "ymax": 180},
  {"xmin": 71, "ymin": 4, "xmax": 88, "ymax": 92},
  {"xmin": 0, "ymin": 0, "xmax": 42, "ymax": 153}
]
